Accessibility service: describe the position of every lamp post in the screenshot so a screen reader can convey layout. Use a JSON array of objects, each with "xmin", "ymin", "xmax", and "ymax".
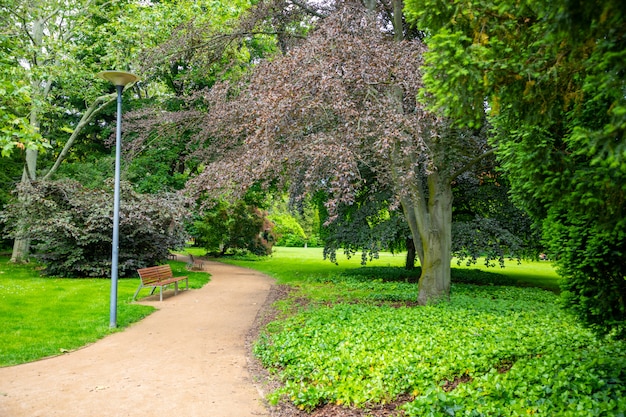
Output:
[{"xmin": 96, "ymin": 70, "xmax": 139, "ymax": 328}]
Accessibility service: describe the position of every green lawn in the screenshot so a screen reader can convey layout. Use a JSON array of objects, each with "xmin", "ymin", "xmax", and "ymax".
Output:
[
  {"xmin": 222, "ymin": 246, "xmax": 561, "ymax": 290},
  {"xmin": 453, "ymin": 256, "xmax": 561, "ymax": 291},
  {"xmin": 0, "ymin": 258, "xmax": 209, "ymax": 366}
]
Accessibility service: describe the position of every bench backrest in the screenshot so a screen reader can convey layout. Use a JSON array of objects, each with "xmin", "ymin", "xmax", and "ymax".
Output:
[{"xmin": 137, "ymin": 265, "xmax": 173, "ymax": 285}]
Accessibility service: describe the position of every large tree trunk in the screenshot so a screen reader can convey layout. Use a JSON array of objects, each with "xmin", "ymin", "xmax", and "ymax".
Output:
[
  {"xmin": 416, "ymin": 173, "xmax": 452, "ymax": 304},
  {"xmin": 10, "ymin": 239, "xmax": 30, "ymax": 263},
  {"xmin": 400, "ymin": 172, "xmax": 453, "ymax": 305},
  {"xmin": 10, "ymin": 18, "xmax": 44, "ymax": 263}
]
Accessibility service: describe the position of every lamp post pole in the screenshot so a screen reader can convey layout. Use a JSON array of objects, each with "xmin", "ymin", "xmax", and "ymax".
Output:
[{"xmin": 96, "ymin": 71, "xmax": 139, "ymax": 328}]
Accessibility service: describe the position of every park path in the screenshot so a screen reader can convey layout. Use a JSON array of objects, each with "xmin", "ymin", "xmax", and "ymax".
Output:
[{"xmin": 0, "ymin": 260, "xmax": 274, "ymax": 417}]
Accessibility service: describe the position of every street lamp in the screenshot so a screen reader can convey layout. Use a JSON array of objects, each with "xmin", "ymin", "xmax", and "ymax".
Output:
[{"xmin": 96, "ymin": 70, "xmax": 139, "ymax": 328}]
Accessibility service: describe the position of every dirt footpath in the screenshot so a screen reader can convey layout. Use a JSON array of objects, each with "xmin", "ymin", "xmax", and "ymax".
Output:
[{"xmin": 0, "ymin": 261, "xmax": 274, "ymax": 417}]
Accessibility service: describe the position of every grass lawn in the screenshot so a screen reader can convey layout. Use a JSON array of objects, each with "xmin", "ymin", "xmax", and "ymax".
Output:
[
  {"xmin": 453, "ymin": 256, "xmax": 561, "ymax": 291},
  {"xmin": 0, "ymin": 257, "xmax": 209, "ymax": 366},
  {"xmin": 222, "ymin": 246, "xmax": 561, "ymax": 291}
]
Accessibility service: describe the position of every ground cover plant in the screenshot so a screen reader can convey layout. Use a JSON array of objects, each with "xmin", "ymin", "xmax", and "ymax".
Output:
[
  {"xmin": 0, "ymin": 258, "xmax": 209, "ymax": 366},
  {"xmin": 225, "ymin": 247, "xmax": 626, "ymax": 416}
]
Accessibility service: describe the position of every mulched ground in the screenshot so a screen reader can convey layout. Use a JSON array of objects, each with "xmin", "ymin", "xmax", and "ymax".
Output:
[{"xmin": 245, "ymin": 284, "xmax": 409, "ymax": 417}]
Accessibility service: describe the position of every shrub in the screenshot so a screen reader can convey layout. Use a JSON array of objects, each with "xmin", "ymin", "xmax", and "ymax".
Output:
[
  {"xmin": 269, "ymin": 213, "xmax": 307, "ymax": 247},
  {"xmin": 1, "ymin": 179, "xmax": 188, "ymax": 277},
  {"xmin": 544, "ymin": 213, "xmax": 626, "ymax": 339},
  {"xmin": 194, "ymin": 199, "xmax": 275, "ymax": 256}
]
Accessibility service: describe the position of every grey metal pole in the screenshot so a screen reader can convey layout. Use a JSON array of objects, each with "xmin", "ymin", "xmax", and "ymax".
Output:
[{"xmin": 110, "ymin": 84, "xmax": 124, "ymax": 328}]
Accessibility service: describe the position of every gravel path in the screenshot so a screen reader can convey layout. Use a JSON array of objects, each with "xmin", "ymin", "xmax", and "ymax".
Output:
[{"xmin": 0, "ymin": 260, "xmax": 274, "ymax": 417}]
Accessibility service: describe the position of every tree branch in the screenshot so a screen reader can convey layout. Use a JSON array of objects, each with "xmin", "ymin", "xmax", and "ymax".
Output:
[
  {"xmin": 149, "ymin": 29, "xmax": 306, "ymax": 68},
  {"xmin": 450, "ymin": 147, "xmax": 498, "ymax": 181},
  {"xmin": 288, "ymin": 0, "xmax": 328, "ymax": 18},
  {"xmin": 43, "ymin": 93, "xmax": 117, "ymax": 180}
]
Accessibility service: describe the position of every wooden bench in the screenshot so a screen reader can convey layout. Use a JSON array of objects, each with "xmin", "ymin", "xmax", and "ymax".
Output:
[
  {"xmin": 187, "ymin": 254, "xmax": 205, "ymax": 271},
  {"xmin": 134, "ymin": 265, "xmax": 188, "ymax": 302}
]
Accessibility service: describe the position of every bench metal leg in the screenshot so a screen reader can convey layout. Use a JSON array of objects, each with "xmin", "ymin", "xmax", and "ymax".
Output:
[{"xmin": 132, "ymin": 284, "xmax": 143, "ymax": 301}]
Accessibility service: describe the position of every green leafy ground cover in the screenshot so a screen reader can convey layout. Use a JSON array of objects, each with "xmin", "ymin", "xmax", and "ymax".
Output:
[
  {"xmin": 225, "ymin": 247, "xmax": 626, "ymax": 416},
  {"xmin": 0, "ymin": 258, "xmax": 209, "ymax": 366}
]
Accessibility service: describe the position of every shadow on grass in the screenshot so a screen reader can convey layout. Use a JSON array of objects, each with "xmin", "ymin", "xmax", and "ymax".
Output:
[{"xmin": 343, "ymin": 265, "xmax": 560, "ymax": 293}]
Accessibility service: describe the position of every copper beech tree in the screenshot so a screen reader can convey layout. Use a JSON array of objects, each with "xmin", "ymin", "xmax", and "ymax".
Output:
[{"xmin": 174, "ymin": 1, "xmax": 493, "ymax": 304}]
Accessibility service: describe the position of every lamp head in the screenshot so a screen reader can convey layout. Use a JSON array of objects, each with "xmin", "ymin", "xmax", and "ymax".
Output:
[{"xmin": 97, "ymin": 70, "xmax": 140, "ymax": 87}]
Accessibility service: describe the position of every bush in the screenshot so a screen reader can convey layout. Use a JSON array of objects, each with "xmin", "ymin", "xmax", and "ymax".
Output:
[
  {"xmin": 1, "ymin": 179, "xmax": 188, "ymax": 277},
  {"xmin": 544, "ymin": 213, "xmax": 626, "ymax": 339},
  {"xmin": 270, "ymin": 213, "xmax": 307, "ymax": 247},
  {"xmin": 194, "ymin": 199, "xmax": 275, "ymax": 256}
]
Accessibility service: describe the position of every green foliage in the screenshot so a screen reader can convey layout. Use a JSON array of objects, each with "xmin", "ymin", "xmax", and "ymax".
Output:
[
  {"xmin": 269, "ymin": 212, "xmax": 307, "ymax": 247},
  {"xmin": 268, "ymin": 194, "xmax": 323, "ymax": 247},
  {"xmin": 405, "ymin": 0, "xmax": 626, "ymax": 337},
  {"xmin": 498, "ymin": 120, "xmax": 626, "ymax": 336},
  {"xmin": 55, "ymin": 156, "xmax": 114, "ymax": 189},
  {"xmin": 193, "ymin": 199, "xmax": 275, "ymax": 256},
  {"xmin": 0, "ymin": 257, "xmax": 209, "ymax": 366},
  {"xmin": 0, "ymin": 179, "xmax": 188, "ymax": 277},
  {"xmin": 546, "ymin": 213, "xmax": 626, "ymax": 339},
  {"xmin": 0, "ymin": 68, "xmax": 47, "ymax": 156},
  {"xmin": 254, "ymin": 277, "xmax": 625, "ymax": 414},
  {"xmin": 126, "ymin": 148, "xmax": 189, "ymax": 194},
  {"xmin": 403, "ymin": 340, "xmax": 626, "ymax": 416}
]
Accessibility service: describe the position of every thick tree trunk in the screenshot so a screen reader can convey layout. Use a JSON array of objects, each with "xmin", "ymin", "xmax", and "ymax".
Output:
[
  {"xmin": 392, "ymin": 0, "xmax": 404, "ymax": 42},
  {"xmin": 416, "ymin": 173, "xmax": 452, "ymax": 304},
  {"xmin": 400, "ymin": 172, "xmax": 453, "ymax": 305},
  {"xmin": 11, "ymin": 236, "xmax": 30, "ymax": 263},
  {"xmin": 11, "ymin": 17, "xmax": 44, "ymax": 263}
]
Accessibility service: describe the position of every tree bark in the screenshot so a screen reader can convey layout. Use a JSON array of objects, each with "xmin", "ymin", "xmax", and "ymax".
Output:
[
  {"xmin": 386, "ymin": 77, "xmax": 452, "ymax": 303},
  {"xmin": 416, "ymin": 172, "xmax": 452, "ymax": 304},
  {"xmin": 399, "ymin": 173, "xmax": 452, "ymax": 304},
  {"xmin": 392, "ymin": 0, "xmax": 404, "ymax": 41},
  {"xmin": 10, "ymin": 17, "xmax": 45, "ymax": 263},
  {"xmin": 10, "ymin": 149, "xmax": 37, "ymax": 263}
]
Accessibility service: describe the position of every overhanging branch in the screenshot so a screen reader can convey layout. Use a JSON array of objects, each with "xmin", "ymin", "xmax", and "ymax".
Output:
[{"xmin": 450, "ymin": 147, "xmax": 498, "ymax": 182}]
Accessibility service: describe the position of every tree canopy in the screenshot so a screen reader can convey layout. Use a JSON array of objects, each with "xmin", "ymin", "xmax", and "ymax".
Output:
[
  {"xmin": 405, "ymin": 0, "xmax": 626, "ymax": 336},
  {"xmin": 140, "ymin": 0, "xmax": 520, "ymax": 305}
]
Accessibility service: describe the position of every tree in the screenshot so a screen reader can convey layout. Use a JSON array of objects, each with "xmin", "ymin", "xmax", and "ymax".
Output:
[
  {"xmin": 323, "ymin": 152, "xmax": 536, "ymax": 270},
  {"xmin": 405, "ymin": 0, "xmax": 626, "ymax": 335},
  {"xmin": 1, "ymin": 0, "xmax": 233, "ymax": 261},
  {"xmin": 1, "ymin": 0, "xmax": 124, "ymax": 261},
  {"xmin": 181, "ymin": 0, "xmax": 499, "ymax": 305}
]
